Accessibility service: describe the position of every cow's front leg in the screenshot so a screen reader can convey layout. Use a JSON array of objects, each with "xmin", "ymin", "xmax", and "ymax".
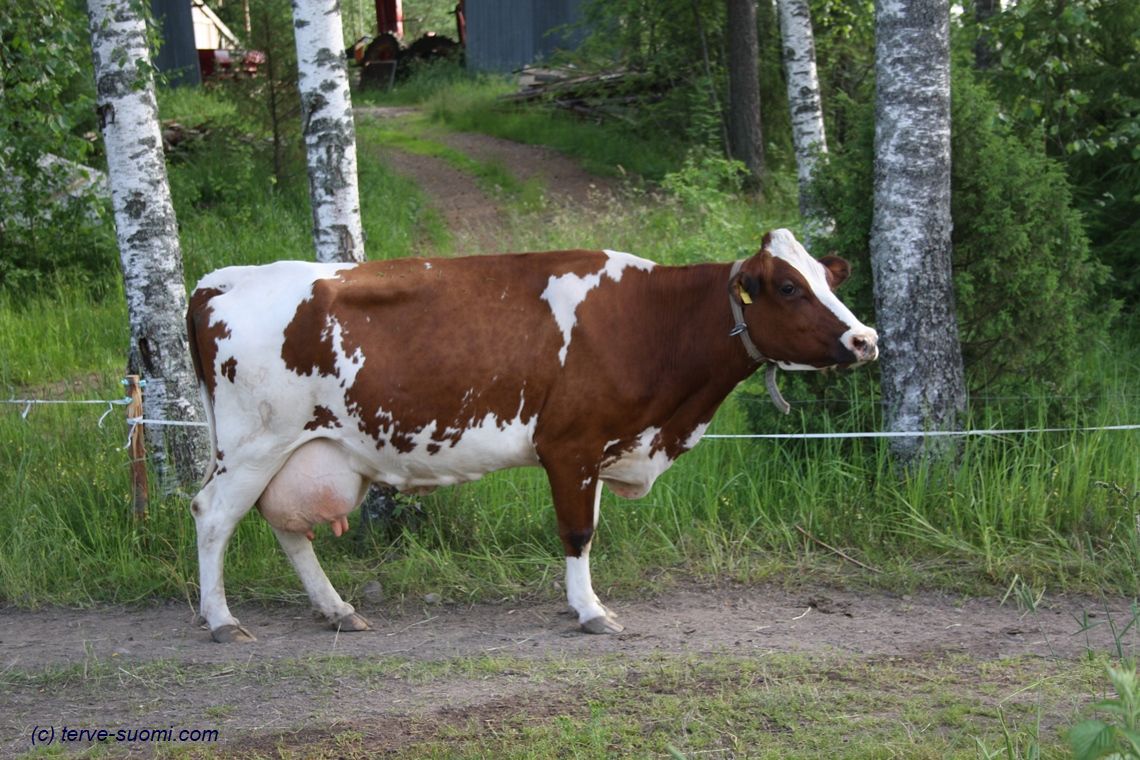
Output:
[{"xmin": 545, "ymin": 463, "xmax": 623, "ymax": 634}]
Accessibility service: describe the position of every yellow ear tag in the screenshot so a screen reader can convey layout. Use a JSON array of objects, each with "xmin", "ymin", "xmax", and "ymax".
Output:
[{"xmin": 737, "ymin": 284, "xmax": 753, "ymax": 305}]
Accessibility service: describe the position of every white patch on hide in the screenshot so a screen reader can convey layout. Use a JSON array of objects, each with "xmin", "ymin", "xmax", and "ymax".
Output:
[
  {"xmin": 600, "ymin": 426, "xmax": 674, "ymax": 499},
  {"xmin": 386, "ymin": 403, "xmax": 540, "ymax": 490},
  {"xmin": 766, "ymin": 229, "xmax": 866, "ymax": 333},
  {"xmin": 541, "ymin": 250, "xmax": 655, "ymax": 365},
  {"xmin": 682, "ymin": 422, "xmax": 709, "ymax": 452}
]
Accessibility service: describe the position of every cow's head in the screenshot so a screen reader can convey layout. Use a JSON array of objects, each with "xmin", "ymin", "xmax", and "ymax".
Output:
[{"xmin": 730, "ymin": 229, "xmax": 878, "ymax": 369}]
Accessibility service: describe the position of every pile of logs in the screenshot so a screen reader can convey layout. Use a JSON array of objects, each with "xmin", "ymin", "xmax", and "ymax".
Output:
[{"xmin": 502, "ymin": 67, "xmax": 667, "ymax": 123}]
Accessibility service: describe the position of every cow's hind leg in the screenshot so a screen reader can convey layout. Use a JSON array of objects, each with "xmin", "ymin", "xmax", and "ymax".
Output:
[
  {"xmin": 271, "ymin": 528, "xmax": 371, "ymax": 631},
  {"xmin": 259, "ymin": 440, "xmax": 372, "ymax": 632},
  {"xmin": 191, "ymin": 472, "xmax": 269, "ymax": 643},
  {"xmin": 544, "ymin": 461, "xmax": 623, "ymax": 634}
]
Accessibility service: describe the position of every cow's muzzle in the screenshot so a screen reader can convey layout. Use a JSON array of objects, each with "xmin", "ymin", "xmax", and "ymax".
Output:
[{"xmin": 843, "ymin": 328, "xmax": 879, "ymax": 364}]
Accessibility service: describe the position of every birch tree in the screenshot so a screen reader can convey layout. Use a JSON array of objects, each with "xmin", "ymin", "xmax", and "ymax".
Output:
[
  {"xmin": 776, "ymin": 0, "xmax": 833, "ymax": 245},
  {"xmin": 87, "ymin": 0, "xmax": 207, "ymax": 486},
  {"xmin": 869, "ymin": 0, "xmax": 966, "ymax": 463},
  {"xmin": 291, "ymin": 0, "xmax": 365, "ymax": 264},
  {"xmin": 725, "ymin": 0, "xmax": 765, "ymax": 185}
]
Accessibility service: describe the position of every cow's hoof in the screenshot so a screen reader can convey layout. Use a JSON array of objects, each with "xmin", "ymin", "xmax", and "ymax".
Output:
[
  {"xmin": 581, "ymin": 615, "xmax": 624, "ymax": 634},
  {"xmin": 331, "ymin": 612, "xmax": 372, "ymax": 632},
  {"xmin": 211, "ymin": 624, "xmax": 256, "ymax": 643}
]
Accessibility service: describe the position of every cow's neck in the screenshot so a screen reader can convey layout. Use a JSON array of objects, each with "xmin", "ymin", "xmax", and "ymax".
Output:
[{"xmin": 636, "ymin": 262, "xmax": 765, "ymax": 434}]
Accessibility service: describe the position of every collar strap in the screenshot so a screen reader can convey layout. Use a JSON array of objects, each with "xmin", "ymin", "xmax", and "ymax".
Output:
[
  {"xmin": 728, "ymin": 259, "xmax": 791, "ymax": 415},
  {"xmin": 729, "ymin": 259, "xmax": 766, "ymax": 364}
]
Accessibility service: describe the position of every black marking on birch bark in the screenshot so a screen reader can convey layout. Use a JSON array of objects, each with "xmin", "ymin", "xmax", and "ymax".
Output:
[
  {"xmin": 333, "ymin": 225, "xmax": 355, "ymax": 257},
  {"xmin": 313, "ymin": 47, "xmax": 342, "ymax": 68},
  {"xmin": 124, "ymin": 194, "xmax": 146, "ymax": 219},
  {"xmin": 96, "ymin": 70, "xmax": 134, "ymax": 98},
  {"xmin": 96, "ymin": 103, "xmax": 116, "ymax": 128}
]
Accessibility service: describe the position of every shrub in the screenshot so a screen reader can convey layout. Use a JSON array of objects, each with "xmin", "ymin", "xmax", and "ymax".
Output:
[
  {"xmin": 812, "ymin": 70, "xmax": 1116, "ymax": 401},
  {"xmin": 0, "ymin": 0, "xmax": 118, "ymax": 294}
]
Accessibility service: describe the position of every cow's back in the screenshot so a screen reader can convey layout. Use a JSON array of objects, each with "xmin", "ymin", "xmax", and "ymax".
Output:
[{"xmin": 188, "ymin": 251, "xmax": 650, "ymax": 489}]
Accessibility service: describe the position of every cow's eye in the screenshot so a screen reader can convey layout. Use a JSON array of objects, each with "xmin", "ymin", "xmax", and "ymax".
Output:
[{"xmin": 779, "ymin": 282, "xmax": 798, "ymax": 297}]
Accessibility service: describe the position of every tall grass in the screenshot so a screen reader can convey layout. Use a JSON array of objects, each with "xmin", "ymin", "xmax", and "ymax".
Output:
[
  {"xmin": 0, "ymin": 283, "xmax": 127, "ymax": 388},
  {"xmin": 0, "ymin": 82, "xmax": 1137, "ymax": 610}
]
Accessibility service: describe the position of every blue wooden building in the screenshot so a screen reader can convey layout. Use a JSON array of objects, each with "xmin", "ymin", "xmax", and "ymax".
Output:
[{"xmin": 464, "ymin": 0, "xmax": 586, "ymax": 73}]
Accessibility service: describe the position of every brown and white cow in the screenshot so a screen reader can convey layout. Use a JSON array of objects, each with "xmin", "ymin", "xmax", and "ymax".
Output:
[{"xmin": 187, "ymin": 228, "xmax": 877, "ymax": 642}]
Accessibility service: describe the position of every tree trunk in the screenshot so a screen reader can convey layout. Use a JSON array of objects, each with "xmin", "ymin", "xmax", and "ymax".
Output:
[
  {"xmin": 725, "ymin": 0, "xmax": 764, "ymax": 185},
  {"xmin": 87, "ymin": 0, "xmax": 208, "ymax": 488},
  {"xmin": 974, "ymin": 0, "xmax": 999, "ymax": 70},
  {"xmin": 291, "ymin": 0, "xmax": 365, "ymax": 264},
  {"xmin": 777, "ymin": 0, "xmax": 833, "ymax": 247},
  {"xmin": 869, "ymin": 0, "xmax": 966, "ymax": 464}
]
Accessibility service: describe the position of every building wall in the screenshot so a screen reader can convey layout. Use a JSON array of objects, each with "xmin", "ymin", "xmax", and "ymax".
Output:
[
  {"xmin": 465, "ymin": 0, "xmax": 585, "ymax": 73},
  {"xmin": 150, "ymin": 0, "xmax": 201, "ymax": 87}
]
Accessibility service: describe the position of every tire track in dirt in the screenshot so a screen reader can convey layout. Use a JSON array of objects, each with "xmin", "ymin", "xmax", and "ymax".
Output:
[{"xmin": 356, "ymin": 106, "xmax": 621, "ymax": 255}]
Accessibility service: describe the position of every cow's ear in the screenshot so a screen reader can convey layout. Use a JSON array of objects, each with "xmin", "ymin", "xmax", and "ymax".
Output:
[
  {"xmin": 820, "ymin": 255, "xmax": 851, "ymax": 290},
  {"xmin": 730, "ymin": 271, "xmax": 760, "ymax": 305}
]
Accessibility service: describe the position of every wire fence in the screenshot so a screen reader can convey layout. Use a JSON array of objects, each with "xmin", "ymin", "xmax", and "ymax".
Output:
[{"xmin": 5, "ymin": 381, "xmax": 1139, "ymax": 443}]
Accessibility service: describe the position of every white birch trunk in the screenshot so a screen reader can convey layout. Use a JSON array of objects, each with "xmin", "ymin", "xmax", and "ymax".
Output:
[
  {"xmin": 869, "ymin": 0, "xmax": 966, "ymax": 463},
  {"xmin": 777, "ymin": 0, "xmax": 833, "ymax": 246},
  {"xmin": 87, "ymin": 0, "xmax": 208, "ymax": 487},
  {"xmin": 292, "ymin": 1, "xmax": 365, "ymax": 264}
]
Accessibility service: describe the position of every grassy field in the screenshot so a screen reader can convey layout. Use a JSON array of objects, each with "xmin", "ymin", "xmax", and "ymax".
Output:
[{"xmin": 2, "ymin": 73, "xmax": 1139, "ymax": 758}]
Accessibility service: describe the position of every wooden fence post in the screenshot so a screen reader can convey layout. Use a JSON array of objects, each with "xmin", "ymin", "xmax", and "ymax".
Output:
[{"xmin": 125, "ymin": 375, "xmax": 148, "ymax": 520}]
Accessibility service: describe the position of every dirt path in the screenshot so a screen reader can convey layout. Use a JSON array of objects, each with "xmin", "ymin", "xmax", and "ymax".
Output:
[
  {"xmin": 355, "ymin": 106, "xmax": 620, "ymax": 254},
  {"xmin": 2, "ymin": 585, "xmax": 1134, "ymax": 756}
]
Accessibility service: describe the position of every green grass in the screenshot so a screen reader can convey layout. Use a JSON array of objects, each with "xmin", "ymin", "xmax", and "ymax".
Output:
[
  {"xmin": 425, "ymin": 80, "xmax": 686, "ymax": 181},
  {"xmin": 0, "ymin": 283, "xmax": 126, "ymax": 389},
  {"xmin": 359, "ymin": 67, "xmax": 688, "ymax": 181}
]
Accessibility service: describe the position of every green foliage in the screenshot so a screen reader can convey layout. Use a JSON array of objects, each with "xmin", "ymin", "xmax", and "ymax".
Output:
[
  {"xmin": 0, "ymin": 0, "xmax": 118, "ymax": 293},
  {"xmin": 660, "ymin": 147, "xmax": 747, "ymax": 212},
  {"xmin": 980, "ymin": 0, "xmax": 1140, "ymax": 308},
  {"xmin": 215, "ymin": 0, "xmax": 305, "ymax": 187},
  {"xmin": 1071, "ymin": 661, "xmax": 1140, "ymax": 760},
  {"xmin": 569, "ymin": 0, "xmax": 790, "ymax": 165},
  {"xmin": 355, "ymin": 57, "xmax": 477, "ymax": 107},
  {"xmin": 950, "ymin": 75, "xmax": 1116, "ymax": 394},
  {"xmin": 157, "ymin": 84, "xmax": 443, "ymax": 281},
  {"xmin": 813, "ymin": 69, "xmax": 1116, "ymax": 400},
  {"xmin": 808, "ymin": 0, "xmax": 876, "ymax": 146}
]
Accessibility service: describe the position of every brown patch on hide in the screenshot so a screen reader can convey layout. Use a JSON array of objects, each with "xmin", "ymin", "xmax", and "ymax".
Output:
[
  {"xmin": 186, "ymin": 287, "xmax": 231, "ymax": 399},
  {"xmin": 304, "ymin": 405, "xmax": 342, "ymax": 431}
]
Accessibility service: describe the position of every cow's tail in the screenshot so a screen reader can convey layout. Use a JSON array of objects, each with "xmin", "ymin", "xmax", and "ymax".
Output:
[{"xmin": 186, "ymin": 291, "xmax": 220, "ymax": 488}]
